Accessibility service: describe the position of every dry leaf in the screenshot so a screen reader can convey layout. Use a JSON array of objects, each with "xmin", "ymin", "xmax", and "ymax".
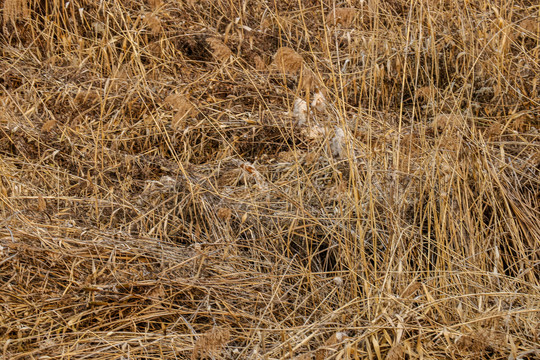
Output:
[
  {"xmin": 172, "ymin": 111, "xmax": 191, "ymax": 131},
  {"xmin": 277, "ymin": 150, "xmax": 297, "ymax": 162},
  {"xmin": 326, "ymin": 8, "xmax": 357, "ymax": 27},
  {"xmin": 37, "ymin": 195, "xmax": 46, "ymax": 212},
  {"xmin": 143, "ymin": 13, "xmax": 162, "ymax": 34},
  {"xmin": 431, "ymin": 113, "xmax": 464, "ymax": 132},
  {"xmin": 519, "ymin": 18, "xmax": 538, "ymax": 36},
  {"xmin": 273, "ymin": 47, "xmax": 303, "ymax": 73},
  {"xmin": 165, "ymin": 93, "xmax": 185, "ymax": 110},
  {"xmin": 302, "ymin": 124, "xmax": 326, "ymax": 140},
  {"xmin": 294, "ymin": 354, "xmax": 313, "ymax": 360},
  {"xmin": 148, "ymin": 284, "xmax": 166, "ymax": 307},
  {"xmin": 400, "ymin": 282, "xmax": 421, "ymax": 298},
  {"xmin": 3, "ymin": 0, "xmax": 30, "ymax": 24},
  {"xmin": 240, "ymin": 162, "xmax": 267, "ymax": 189},
  {"xmin": 299, "ymin": 66, "xmax": 318, "ymax": 92},
  {"xmin": 165, "ymin": 94, "xmax": 197, "ymax": 130},
  {"xmin": 159, "ymin": 175, "xmax": 176, "ymax": 190},
  {"xmin": 331, "ymin": 127, "xmax": 345, "ymax": 158},
  {"xmin": 41, "ymin": 120, "xmax": 57, "ymax": 133},
  {"xmin": 254, "ymin": 55, "xmax": 266, "ymax": 70},
  {"xmin": 293, "ymin": 98, "xmax": 308, "ymax": 125},
  {"xmin": 192, "ymin": 327, "xmax": 231, "ymax": 360},
  {"xmin": 145, "ymin": 0, "xmax": 162, "ymax": 9},
  {"xmin": 311, "ymin": 90, "xmax": 327, "ymax": 112},
  {"xmin": 148, "ymin": 42, "xmax": 162, "ymax": 57},
  {"xmin": 206, "ymin": 37, "xmax": 232, "ymax": 62},
  {"xmin": 485, "ymin": 122, "xmax": 503, "ymax": 139},
  {"xmin": 217, "ymin": 207, "xmax": 232, "ymax": 221},
  {"xmin": 74, "ymin": 90, "xmax": 101, "ymax": 106},
  {"xmin": 452, "ymin": 328, "xmax": 501, "ymax": 356},
  {"xmin": 315, "ymin": 332, "xmax": 349, "ymax": 360},
  {"xmin": 240, "ymin": 162, "xmax": 257, "ymax": 174},
  {"xmin": 385, "ymin": 344, "xmax": 404, "ymax": 360},
  {"xmin": 416, "ymin": 85, "xmax": 437, "ymax": 102}
]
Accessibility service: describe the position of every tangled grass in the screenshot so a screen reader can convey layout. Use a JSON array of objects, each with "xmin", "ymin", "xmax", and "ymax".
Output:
[{"xmin": 0, "ymin": 0, "xmax": 539, "ymax": 359}]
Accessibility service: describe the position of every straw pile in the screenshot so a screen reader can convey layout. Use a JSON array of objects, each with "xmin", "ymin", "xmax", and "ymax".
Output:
[{"xmin": 0, "ymin": 0, "xmax": 538, "ymax": 359}]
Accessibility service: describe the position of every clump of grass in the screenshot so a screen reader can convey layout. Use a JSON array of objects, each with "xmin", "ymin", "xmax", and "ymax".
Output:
[{"xmin": 0, "ymin": 0, "xmax": 539, "ymax": 359}]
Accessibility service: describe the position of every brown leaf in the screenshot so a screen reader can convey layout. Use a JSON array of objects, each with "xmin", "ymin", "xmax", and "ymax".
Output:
[
  {"xmin": 315, "ymin": 332, "xmax": 349, "ymax": 360},
  {"xmin": 143, "ymin": 13, "xmax": 162, "ymax": 34},
  {"xmin": 145, "ymin": 0, "xmax": 162, "ymax": 10},
  {"xmin": 273, "ymin": 47, "xmax": 303, "ymax": 73},
  {"xmin": 299, "ymin": 66, "xmax": 318, "ymax": 92},
  {"xmin": 192, "ymin": 327, "xmax": 231, "ymax": 360},
  {"xmin": 431, "ymin": 113, "xmax": 465, "ymax": 132},
  {"xmin": 216, "ymin": 207, "xmax": 232, "ymax": 221},
  {"xmin": 206, "ymin": 37, "xmax": 232, "ymax": 62},
  {"xmin": 165, "ymin": 94, "xmax": 198, "ymax": 130},
  {"xmin": 254, "ymin": 55, "xmax": 266, "ymax": 70},
  {"xmin": 519, "ymin": 18, "xmax": 538, "ymax": 36},
  {"xmin": 3, "ymin": 0, "xmax": 31, "ymax": 24},
  {"xmin": 326, "ymin": 8, "xmax": 357, "ymax": 27},
  {"xmin": 37, "ymin": 195, "xmax": 46, "ymax": 212},
  {"xmin": 41, "ymin": 120, "xmax": 57, "ymax": 133},
  {"xmin": 416, "ymin": 85, "xmax": 437, "ymax": 103},
  {"xmin": 386, "ymin": 344, "xmax": 404, "ymax": 360},
  {"xmin": 400, "ymin": 282, "xmax": 421, "ymax": 298}
]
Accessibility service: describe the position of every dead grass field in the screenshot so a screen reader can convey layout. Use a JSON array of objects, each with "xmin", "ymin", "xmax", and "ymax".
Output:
[{"xmin": 0, "ymin": 0, "xmax": 539, "ymax": 359}]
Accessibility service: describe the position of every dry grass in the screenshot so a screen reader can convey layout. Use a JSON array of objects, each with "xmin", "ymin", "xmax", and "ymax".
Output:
[{"xmin": 0, "ymin": 0, "xmax": 539, "ymax": 359}]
